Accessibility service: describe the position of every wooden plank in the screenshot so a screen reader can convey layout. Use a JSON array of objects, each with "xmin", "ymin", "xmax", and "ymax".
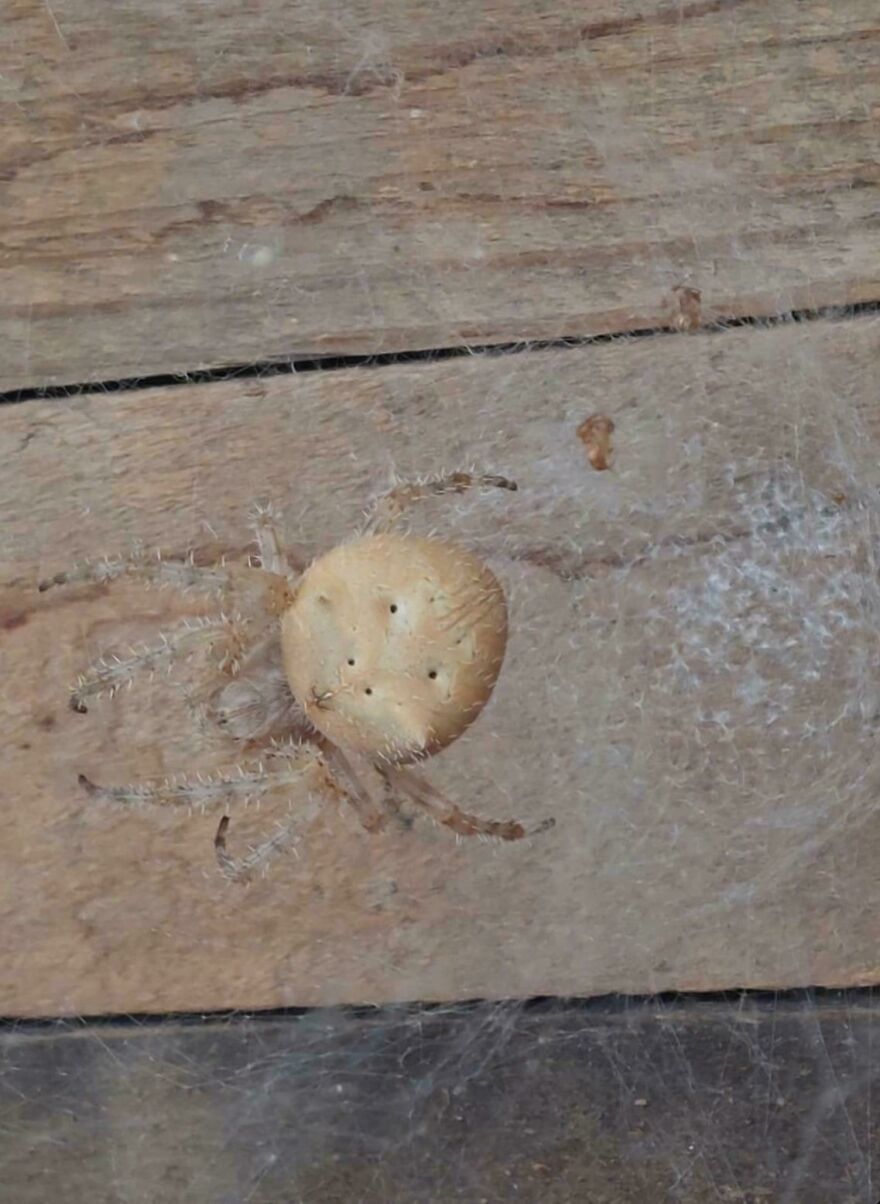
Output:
[
  {"xmin": 2, "ymin": 315, "xmax": 880, "ymax": 1016},
  {"xmin": 2, "ymin": 997, "xmax": 877, "ymax": 1203},
  {"xmin": 2, "ymin": 0, "xmax": 879, "ymax": 391}
]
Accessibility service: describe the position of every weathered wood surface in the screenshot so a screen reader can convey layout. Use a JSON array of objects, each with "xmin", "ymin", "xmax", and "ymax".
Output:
[
  {"xmin": 2, "ymin": 997, "xmax": 877, "ymax": 1203},
  {"xmin": 2, "ymin": 315, "xmax": 879, "ymax": 1016},
  {"xmin": 3, "ymin": 0, "xmax": 879, "ymax": 391}
]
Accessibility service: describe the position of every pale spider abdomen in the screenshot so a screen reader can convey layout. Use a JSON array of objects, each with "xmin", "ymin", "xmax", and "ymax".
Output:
[{"xmin": 280, "ymin": 535, "xmax": 508, "ymax": 763}]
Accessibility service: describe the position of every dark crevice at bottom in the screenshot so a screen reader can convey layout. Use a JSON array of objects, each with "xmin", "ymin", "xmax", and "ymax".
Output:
[
  {"xmin": 0, "ymin": 984, "xmax": 874, "ymax": 1033},
  {"xmin": 3, "ymin": 299, "xmax": 879, "ymax": 406}
]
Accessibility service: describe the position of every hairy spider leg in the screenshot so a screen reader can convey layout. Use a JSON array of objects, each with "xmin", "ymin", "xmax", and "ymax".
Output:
[
  {"xmin": 212, "ymin": 741, "xmax": 394, "ymax": 881},
  {"xmin": 78, "ymin": 743, "xmax": 324, "ymax": 812},
  {"xmin": 384, "ymin": 764, "xmax": 555, "ymax": 842},
  {"xmin": 41, "ymin": 544, "xmax": 297, "ymax": 713},
  {"xmin": 250, "ymin": 503, "xmax": 288, "ymax": 576},
  {"xmin": 366, "ymin": 470, "xmax": 518, "ymax": 534},
  {"xmin": 69, "ymin": 615, "xmax": 254, "ymax": 713},
  {"xmin": 38, "ymin": 549, "xmax": 239, "ymax": 595},
  {"xmin": 213, "ymin": 812, "xmax": 305, "ymax": 882}
]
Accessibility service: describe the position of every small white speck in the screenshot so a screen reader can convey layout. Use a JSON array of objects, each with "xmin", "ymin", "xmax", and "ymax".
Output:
[{"xmin": 236, "ymin": 244, "xmax": 275, "ymax": 267}]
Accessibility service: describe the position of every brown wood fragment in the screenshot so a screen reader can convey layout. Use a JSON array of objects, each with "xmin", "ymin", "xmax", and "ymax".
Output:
[
  {"xmin": 577, "ymin": 414, "xmax": 615, "ymax": 470},
  {"xmin": 669, "ymin": 285, "xmax": 703, "ymax": 332}
]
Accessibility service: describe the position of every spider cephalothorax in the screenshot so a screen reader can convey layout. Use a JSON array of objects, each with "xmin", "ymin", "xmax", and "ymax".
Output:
[{"xmin": 41, "ymin": 472, "xmax": 553, "ymax": 879}]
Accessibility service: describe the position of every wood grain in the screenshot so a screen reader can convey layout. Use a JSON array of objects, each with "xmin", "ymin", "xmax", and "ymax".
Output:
[
  {"xmin": 3, "ymin": 0, "xmax": 879, "ymax": 390},
  {"xmin": 2, "ymin": 315, "xmax": 880, "ymax": 1016}
]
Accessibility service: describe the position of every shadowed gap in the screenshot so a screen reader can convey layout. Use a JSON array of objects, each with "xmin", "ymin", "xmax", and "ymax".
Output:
[
  {"xmin": 2, "ymin": 299, "xmax": 879, "ymax": 406},
  {"xmin": 0, "ymin": 985, "xmax": 874, "ymax": 1032}
]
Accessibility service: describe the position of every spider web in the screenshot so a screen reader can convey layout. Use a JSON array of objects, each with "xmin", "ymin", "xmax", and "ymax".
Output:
[{"xmin": 2, "ymin": 1, "xmax": 880, "ymax": 1200}]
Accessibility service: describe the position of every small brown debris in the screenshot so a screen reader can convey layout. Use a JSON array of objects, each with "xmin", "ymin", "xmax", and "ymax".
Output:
[
  {"xmin": 670, "ymin": 283, "xmax": 702, "ymax": 331},
  {"xmin": 577, "ymin": 414, "xmax": 615, "ymax": 471},
  {"xmin": 831, "ymin": 491, "xmax": 847, "ymax": 505},
  {"xmin": 0, "ymin": 608, "xmax": 28, "ymax": 631},
  {"xmin": 372, "ymin": 405, "xmax": 395, "ymax": 432}
]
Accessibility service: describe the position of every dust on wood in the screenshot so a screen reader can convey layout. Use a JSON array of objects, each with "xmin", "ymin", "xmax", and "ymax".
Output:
[{"xmin": 577, "ymin": 413, "xmax": 615, "ymax": 470}]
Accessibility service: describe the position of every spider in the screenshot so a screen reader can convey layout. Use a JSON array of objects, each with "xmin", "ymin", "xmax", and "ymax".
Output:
[{"xmin": 40, "ymin": 471, "xmax": 554, "ymax": 880}]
